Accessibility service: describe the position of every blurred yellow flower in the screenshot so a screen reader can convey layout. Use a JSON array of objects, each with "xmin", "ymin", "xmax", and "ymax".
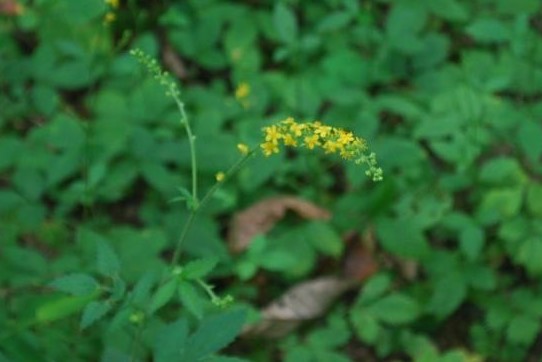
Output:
[
  {"xmin": 215, "ymin": 172, "xmax": 226, "ymax": 182},
  {"xmin": 235, "ymin": 82, "xmax": 250, "ymax": 100},
  {"xmin": 237, "ymin": 143, "xmax": 249, "ymax": 155},
  {"xmin": 104, "ymin": 12, "xmax": 116, "ymax": 22},
  {"xmin": 105, "ymin": 0, "xmax": 119, "ymax": 8}
]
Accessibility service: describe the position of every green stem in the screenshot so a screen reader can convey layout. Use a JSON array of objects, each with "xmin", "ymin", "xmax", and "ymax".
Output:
[
  {"xmin": 169, "ymin": 150, "xmax": 256, "ymax": 267},
  {"xmin": 172, "ymin": 88, "xmax": 198, "ymax": 207}
]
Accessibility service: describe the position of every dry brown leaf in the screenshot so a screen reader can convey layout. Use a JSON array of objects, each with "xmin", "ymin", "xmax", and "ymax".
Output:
[
  {"xmin": 228, "ymin": 196, "xmax": 331, "ymax": 253},
  {"xmin": 162, "ymin": 42, "xmax": 187, "ymax": 80},
  {"xmin": 0, "ymin": 0, "xmax": 22, "ymax": 15},
  {"xmin": 243, "ymin": 276, "xmax": 357, "ymax": 338}
]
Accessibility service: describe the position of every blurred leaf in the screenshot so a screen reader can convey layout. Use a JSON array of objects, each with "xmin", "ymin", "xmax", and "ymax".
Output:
[
  {"xmin": 150, "ymin": 279, "xmax": 178, "ymax": 314},
  {"xmin": 153, "ymin": 319, "xmax": 189, "ymax": 362},
  {"xmin": 36, "ymin": 294, "xmax": 95, "ymax": 323},
  {"xmin": 376, "ymin": 217, "xmax": 430, "ymax": 260},
  {"xmin": 367, "ymin": 293, "xmax": 420, "ymax": 325},
  {"xmin": 49, "ymin": 273, "xmax": 99, "ymax": 296},
  {"xmin": 517, "ymin": 120, "xmax": 542, "ymax": 164},
  {"xmin": 178, "ymin": 281, "xmax": 204, "ymax": 319},
  {"xmin": 350, "ymin": 311, "xmax": 381, "ymax": 343},
  {"xmin": 516, "ymin": 237, "xmax": 542, "ymax": 276},
  {"xmin": 184, "ymin": 308, "xmax": 246, "ymax": 360},
  {"xmin": 273, "ymin": 3, "xmax": 298, "ymax": 44},
  {"xmin": 466, "ymin": 18, "xmax": 510, "ymax": 43},
  {"xmin": 80, "ymin": 300, "xmax": 112, "ymax": 329},
  {"xmin": 183, "ymin": 257, "xmax": 218, "ymax": 280},
  {"xmin": 506, "ymin": 314, "xmax": 539, "ymax": 345},
  {"xmin": 96, "ymin": 240, "xmax": 120, "ymax": 277},
  {"xmin": 358, "ymin": 274, "xmax": 392, "ymax": 304},
  {"xmin": 526, "ymin": 183, "xmax": 542, "ymax": 217},
  {"xmin": 228, "ymin": 196, "xmax": 330, "ymax": 253},
  {"xmin": 459, "ymin": 225, "xmax": 485, "ymax": 261},
  {"xmin": 305, "ymin": 222, "xmax": 343, "ymax": 257},
  {"xmin": 427, "ymin": 272, "xmax": 467, "ymax": 318}
]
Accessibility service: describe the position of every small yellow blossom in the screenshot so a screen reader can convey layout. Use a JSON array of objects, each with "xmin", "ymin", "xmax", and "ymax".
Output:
[
  {"xmin": 259, "ymin": 117, "xmax": 383, "ymax": 181},
  {"xmin": 235, "ymin": 82, "xmax": 250, "ymax": 100},
  {"xmin": 264, "ymin": 125, "xmax": 282, "ymax": 144},
  {"xmin": 215, "ymin": 172, "xmax": 226, "ymax": 182},
  {"xmin": 105, "ymin": 0, "xmax": 119, "ymax": 8},
  {"xmin": 104, "ymin": 12, "xmax": 116, "ymax": 22},
  {"xmin": 237, "ymin": 143, "xmax": 249, "ymax": 155},
  {"xmin": 261, "ymin": 142, "xmax": 279, "ymax": 156},
  {"xmin": 304, "ymin": 134, "xmax": 320, "ymax": 149}
]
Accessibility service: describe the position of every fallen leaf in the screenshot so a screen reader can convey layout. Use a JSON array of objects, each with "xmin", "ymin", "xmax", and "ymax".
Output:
[
  {"xmin": 162, "ymin": 42, "xmax": 187, "ymax": 80},
  {"xmin": 342, "ymin": 231, "xmax": 379, "ymax": 282},
  {"xmin": 243, "ymin": 276, "xmax": 357, "ymax": 338},
  {"xmin": 0, "ymin": 0, "xmax": 23, "ymax": 15},
  {"xmin": 228, "ymin": 196, "xmax": 331, "ymax": 253}
]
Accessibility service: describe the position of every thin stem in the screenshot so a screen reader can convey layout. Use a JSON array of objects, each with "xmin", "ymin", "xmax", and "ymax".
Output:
[
  {"xmin": 171, "ymin": 89, "xmax": 198, "ymax": 207},
  {"xmin": 169, "ymin": 150, "xmax": 256, "ymax": 267}
]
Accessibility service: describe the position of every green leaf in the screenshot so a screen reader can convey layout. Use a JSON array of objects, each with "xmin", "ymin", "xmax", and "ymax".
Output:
[
  {"xmin": 478, "ymin": 157, "xmax": 526, "ymax": 185},
  {"xmin": 96, "ymin": 240, "xmax": 121, "ymax": 277},
  {"xmin": 376, "ymin": 217, "xmax": 430, "ymax": 260},
  {"xmin": 358, "ymin": 274, "xmax": 392, "ymax": 304},
  {"xmin": 183, "ymin": 257, "xmax": 218, "ymax": 280},
  {"xmin": 427, "ymin": 272, "xmax": 467, "ymax": 318},
  {"xmin": 131, "ymin": 272, "xmax": 157, "ymax": 305},
  {"xmin": 367, "ymin": 293, "xmax": 420, "ymax": 325},
  {"xmin": 49, "ymin": 274, "xmax": 99, "ymax": 296},
  {"xmin": 506, "ymin": 314, "xmax": 540, "ymax": 345},
  {"xmin": 36, "ymin": 294, "xmax": 95, "ymax": 323},
  {"xmin": 273, "ymin": 3, "xmax": 298, "ymax": 44},
  {"xmin": 31, "ymin": 85, "xmax": 58, "ymax": 115},
  {"xmin": 516, "ymin": 237, "xmax": 542, "ymax": 276},
  {"xmin": 149, "ymin": 279, "xmax": 178, "ymax": 313},
  {"xmin": 80, "ymin": 301, "xmax": 112, "ymax": 329},
  {"xmin": 466, "ymin": 18, "xmax": 510, "ymax": 43},
  {"xmin": 527, "ymin": 183, "xmax": 542, "ymax": 216},
  {"xmin": 153, "ymin": 319, "xmax": 189, "ymax": 362},
  {"xmin": 517, "ymin": 120, "xmax": 542, "ymax": 164},
  {"xmin": 350, "ymin": 310, "xmax": 381, "ymax": 343},
  {"xmin": 427, "ymin": 0, "xmax": 468, "ymax": 21},
  {"xmin": 478, "ymin": 187, "xmax": 524, "ymax": 222},
  {"xmin": 184, "ymin": 308, "xmax": 246, "ymax": 360},
  {"xmin": 306, "ymin": 222, "xmax": 343, "ymax": 257},
  {"xmin": 459, "ymin": 225, "xmax": 485, "ymax": 261},
  {"xmin": 178, "ymin": 281, "xmax": 204, "ymax": 319}
]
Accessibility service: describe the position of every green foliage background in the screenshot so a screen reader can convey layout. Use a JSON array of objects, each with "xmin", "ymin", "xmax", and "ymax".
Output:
[{"xmin": 1, "ymin": 0, "xmax": 542, "ymax": 361}]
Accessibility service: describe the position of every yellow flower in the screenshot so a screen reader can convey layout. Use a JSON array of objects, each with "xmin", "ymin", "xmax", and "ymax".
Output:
[
  {"xmin": 322, "ymin": 140, "xmax": 340, "ymax": 154},
  {"xmin": 283, "ymin": 133, "xmax": 297, "ymax": 146},
  {"xmin": 264, "ymin": 125, "xmax": 282, "ymax": 144},
  {"xmin": 104, "ymin": 12, "xmax": 116, "ymax": 22},
  {"xmin": 215, "ymin": 172, "xmax": 226, "ymax": 182},
  {"xmin": 261, "ymin": 141, "xmax": 279, "ymax": 156},
  {"xmin": 304, "ymin": 134, "xmax": 320, "ymax": 149},
  {"xmin": 315, "ymin": 124, "xmax": 333, "ymax": 138},
  {"xmin": 237, "ymin": 143, "xmax": 249, "ymax": 155},
  {"xmin": 235, "ymin": 82, "xmax": 250, "ymax": 100},
  {"xmin": 105, "ymin": 0, "xmax": 119, "ymax": 8},
  {"xmin": 337, "ymin": 130, "xmax": 354, "ymax": 145}
]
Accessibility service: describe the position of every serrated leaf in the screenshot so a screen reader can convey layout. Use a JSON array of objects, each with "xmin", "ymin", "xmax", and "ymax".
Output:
[
  {"xmin": 183, "ymin": 308, "xmax": 246, "ymax": 361},
  {"xmin": 178, "ymin": 281, "xmax": 204, "ymax": 319},
  {"xmin": 153, "ymin": 319, "xmax": 189, "ymax": 362},
  {"xmin": 273, "ymin": 3, "xmax": 298, "ymax": 44},
  {"xmin": 183, "ymin": 257, "xmax": 218, "ymax": 280},
  {"xmin": 49, "ymin": 274, "xmax": 99, "ymax": 296},
  {"xmin": 96, "ymin": 240, "xmax": 121, "ymax": 276},
  {"xmin": 131, "ymin": 272, "xmax": 157, "ymax": 305},
  {"xmin": 149, "ymin": 279, "xmax": 178, "ymax": 314},
  {"xmin": 80, "ymin": 301, "xmax": 112, "ymax": 329},
  {"xmin": 367, "ymin": 293, "xmax": 420, "ymax": 325}
]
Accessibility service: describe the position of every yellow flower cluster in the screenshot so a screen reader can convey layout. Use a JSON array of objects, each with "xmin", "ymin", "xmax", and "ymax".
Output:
[
  {"xmin": 104, "ymin": 0, "xmax": 119, "ymax": 23},
  {"xmin": 260, "ymin": 117, "xmax": 383, "ymax": 181}
]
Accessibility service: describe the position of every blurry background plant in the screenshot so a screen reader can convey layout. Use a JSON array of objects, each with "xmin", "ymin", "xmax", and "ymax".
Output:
[{"xmin": 1, "ymin": 0, "xmax": 542, "ymax": 361}]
